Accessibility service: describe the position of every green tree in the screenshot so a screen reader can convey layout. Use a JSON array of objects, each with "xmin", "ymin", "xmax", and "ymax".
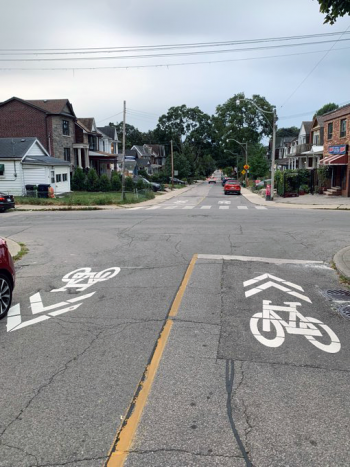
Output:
[
  {"xmin": 98, "ymin": 174, "xmax": 111, "ymax": 192},
  {"xmin": 248, "ymin": 145, "xmax": 270, "ymax": 179},
  {"xmin": 197, "ymin": 155, "xmax": 216, "ymax": 177},
  {"xmin": 110, "ymin": 122, "xmax": 144, "ymax": 147},
  {"xmin": 276, "ymin": 127, "xmax": 299, "ymax": 137},
  {"xmin": 86, "ymin": 168, "xmax": 99, "ymax": 192},
  {"xmin": 71, "ymin": 167, "xmax": 86, "ymax": 191},
  {"xmin": 315, "ymin": 102, "xmax": 339, "ymax": 116},
  {"xmin": 316, "ymin": 0, "xmax": 350, "ymax": 24},
  {"xmin": 125, "ymin": 176, "xmax": 135, "ymax": 192}
]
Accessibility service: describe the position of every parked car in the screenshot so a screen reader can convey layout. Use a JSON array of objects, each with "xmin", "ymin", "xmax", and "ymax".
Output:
[
  {"xmin": 208, "ymin": 177, "xmax": 217, "ymax": 184},
  {"xmin": 224, "ymin": 179, "xmax": 241, "ymax": 195},
  {"xmin": 135, "ymin": 177, "xmax": 161, "ymax": 192},
  {"xmin": 0, "ymin": 192, "xmax": 15, "ymax": 212},
  {"xmin": 170, "ymin": 177, "xmax": 186, "ymax": 185},
  {"xmin": 0, "ymin": 238, "xmax": 16, "ymax": 319},
  {"xmin": 255, "ymin": 179, "xmax": 271, "ymax": 189}
]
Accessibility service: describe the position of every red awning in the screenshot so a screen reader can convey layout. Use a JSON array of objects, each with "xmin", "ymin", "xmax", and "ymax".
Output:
[{"xmin": 320, "ymin": 154, "xmax": 348, "ymax": 165}]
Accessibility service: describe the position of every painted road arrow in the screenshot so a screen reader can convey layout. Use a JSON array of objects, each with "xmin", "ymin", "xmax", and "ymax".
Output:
[{"xmin": 244, "ymin": 273, "xmax": 311, "ymax": 303}]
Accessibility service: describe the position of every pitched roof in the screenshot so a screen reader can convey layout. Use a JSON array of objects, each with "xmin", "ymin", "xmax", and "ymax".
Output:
[
  {"xmin": 22, "ymin": 155, "xmax": 70, "ymax": 166},
  {"xmin": 312, "ymin": 115, "xmax": 326, "ymax": 129},
  {"xmin": 132, "ymin": 145, "xmax": 149, "ymax": 157},
  {"xmin": 78, "ymin": 118, "xmax": 96, "ymax": 132},
  {"xmin": 97, "ymin": 126, "xmax": 118, "ymax": 140},
  {"xmin": 302, "ymin": 121, "xmax": 313, "ymax": 134},
  {"xmin": 0, "ymin": 137, "xmax": 37, "ymax": 158},
  {"xmin": 26, "ymin": 99, "xmax": 74, "ymax": 115}
]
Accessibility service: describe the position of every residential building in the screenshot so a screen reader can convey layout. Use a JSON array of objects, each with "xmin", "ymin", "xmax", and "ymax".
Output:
[
  {"xmin": 300, "ymin": 115, "xmax": 325, "ymax": 169},
  {"xmin": 0, "ymin": 137, "xmax": 70, "ymax": 196},
  {"xmin": 321, "ymin": 105, "xmax": 350, "ymax": 197},
  {"xmin": 131, "ymin": 144, "xmax": 166, "ymax": 174},
  {"xmin": 0, "ymin": 97, "xmax": 76, "ymax": 172}
]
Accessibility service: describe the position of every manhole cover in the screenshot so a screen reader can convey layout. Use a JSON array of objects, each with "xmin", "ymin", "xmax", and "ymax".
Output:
[
  {"xmin": 337, "ymin": 305, "xmax": 350, "ymax": 319},
  {"xmin": 325, "ymin": 289, "xmax": 350, "ymax": 300}
]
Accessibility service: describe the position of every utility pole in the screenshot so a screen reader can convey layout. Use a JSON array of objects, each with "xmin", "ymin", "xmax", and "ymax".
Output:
[
  {"xmin": 270, "ymin": 107, "xmax": 277, "ymax": 201},
  {"xmin": 121, "ymin": 100, "xmax": 126, "ymax": 201},
  {"xmin": 171, "ymin": 139, "xmax": 174, "ymax": 190},
  {"xmin": 245, "ymin": 142, "xmax": 248, "ymax": 186}
]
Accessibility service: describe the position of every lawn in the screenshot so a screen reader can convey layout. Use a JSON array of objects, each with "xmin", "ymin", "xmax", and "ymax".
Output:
[{"xmin": 15, "ymin": 190, "xmax": 155, "ymax": 206}]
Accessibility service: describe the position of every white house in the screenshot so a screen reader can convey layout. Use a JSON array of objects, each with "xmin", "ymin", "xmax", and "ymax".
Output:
[{"xmin": 0, "ymin": 137, "xmax": 71, "ymax": 196}]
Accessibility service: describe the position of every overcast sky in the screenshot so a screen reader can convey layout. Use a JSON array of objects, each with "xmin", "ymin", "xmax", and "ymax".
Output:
[{"xmin": 0, "ymin": 0, "xmax": 349, "ymax": 134}]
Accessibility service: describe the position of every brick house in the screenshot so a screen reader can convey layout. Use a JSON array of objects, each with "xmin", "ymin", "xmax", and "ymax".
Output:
[
  {"xmin": 321, "ymin": 105, "xmax": 350, "ymax": 197},
  {"xmin": 0, "ymin": 97, "xmax": 76, "ymax": 172}
]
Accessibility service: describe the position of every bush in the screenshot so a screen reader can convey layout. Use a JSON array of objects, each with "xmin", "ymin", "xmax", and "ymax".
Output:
[
  {"xmin": 135, "ymin": 179, "xmax": 146, "ymax": 190},
  {"xmin": 98, "ymin": 174, "xmax": 111, "ymax": 192},
  {"xmin": 86, "ymin": 168, "xmax": 99, "ymax": 192},
  {"xmin": 71, "ymin": 168, "xmax": 86, "ymax": 191},
  {"xmin": 111, "ymin": 172, "xmax": 122, "ymax": 191},
  {"xmin": 125, "ymin": 176, "xmax": 135, "ymax": 192}
]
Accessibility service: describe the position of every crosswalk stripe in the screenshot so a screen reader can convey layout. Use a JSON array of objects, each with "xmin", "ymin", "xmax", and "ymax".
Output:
[
  {"xmin": 200, "ymin": 206, "xmax": 211, "ymax": 209},
  {"xmin": 255, "ymin": 206, "xmax": 267, "ymax": 210},
  {"xmin": 164, "ymin": 206, "xmax": 177, "ymax": 209},
  {"xmin": 146, "ymin": 206, "xmax": 161, "ymax": 210},
  {"xmin": 128, "ymin": 207, "xmax": 144, "ymax": 210},
  {"xmin": 219, "ymin": 206, "xmax": 229, "ymax": 210},
  {"xmin": 237, "ymin": 206, "xmax": 248, "ymax": 210},
  {"xmin": 183, "ymin": 205, "xmax": 195, "ymax": 209}
]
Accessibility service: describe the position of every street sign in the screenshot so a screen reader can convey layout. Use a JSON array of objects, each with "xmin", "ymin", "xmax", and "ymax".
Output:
[
  {"xmin": 244, "ymin": 164, "xmax": 250, "ymax": 170},
  {"xmin": 241, "ymin": 169, "xmax": 246, "ymax": 175}
]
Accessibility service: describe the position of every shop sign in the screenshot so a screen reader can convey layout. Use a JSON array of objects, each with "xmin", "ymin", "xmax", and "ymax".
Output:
[{"xmin": 329, "ymin": 145, "xmax": 347, "ymax": 155}]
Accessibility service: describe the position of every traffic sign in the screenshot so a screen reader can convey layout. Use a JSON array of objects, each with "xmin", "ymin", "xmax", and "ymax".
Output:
[
  {"xmin": 244, "ymin": 164, "xmax": 250, "ymax": 170},
  {"xmin": 241, "ymin": 169, "xmax": 246, "ymax": 175}
]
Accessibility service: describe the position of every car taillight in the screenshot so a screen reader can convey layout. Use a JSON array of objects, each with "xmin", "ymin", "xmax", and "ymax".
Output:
[{"xmin": 0, "ymin": 197, "xmax": 5, "ymax": 201}]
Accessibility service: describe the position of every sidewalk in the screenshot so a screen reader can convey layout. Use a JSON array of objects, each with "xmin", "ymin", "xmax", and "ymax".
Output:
[{"xmin": 241, "ymin": 187, "xmax": 350, "ymax": 210}]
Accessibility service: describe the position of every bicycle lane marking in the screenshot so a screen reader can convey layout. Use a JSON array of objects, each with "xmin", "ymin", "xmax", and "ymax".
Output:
[{"xmin": 202, "ymin": 254, "xmax": 348, "ymax": 370}]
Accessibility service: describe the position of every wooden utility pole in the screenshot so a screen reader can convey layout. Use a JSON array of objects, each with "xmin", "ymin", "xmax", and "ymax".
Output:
[
  {"xmin": 121, "ymin": 100, "xmax": 126, "ymax": 201},
  {"xmin": 170, "ymin": 139, "xmax": 174, "ymax": 190}
]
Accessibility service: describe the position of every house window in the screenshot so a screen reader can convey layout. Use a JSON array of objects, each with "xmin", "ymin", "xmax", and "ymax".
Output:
[
  {"xmin": 313, "ymin": 134, "xmax": 319, "ymax": 145},
  {"xmin": 340, "ymin": 119, "xmax": 346, "ymax": 138},
  {"xmin": 62, "ymin": 120, "xmax": 70, "ymax": 136},
  {"xmin": 56, "ymin": 174, "xmax": 62, "ymax": 183},
  {"xmin": 0, "ymin": 164, "xmax": 4, "ymax": 176},
  {"xmin": 327, "ymin": 122, "xmax": 333, "ymax": 140},
  {"xmin": 51, "ymin": 171, "xmax": 55, "ymax": 183},
  {"xmin": 64, "ymin": 148, "xmax": 71, "ymax": 161},
  {"xmin": 62, "ymin": 173, "xmax": 67, "ymax": 182}
]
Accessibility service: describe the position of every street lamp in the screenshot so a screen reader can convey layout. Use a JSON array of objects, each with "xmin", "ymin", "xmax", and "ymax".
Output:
[{"xmin": 236, "ymin": 98, "xmax": 277, "ymax": 200}]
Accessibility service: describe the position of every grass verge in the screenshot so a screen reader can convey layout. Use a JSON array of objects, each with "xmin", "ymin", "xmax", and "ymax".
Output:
[{"xmin": 13, "ymin": 242, "xmax": 28, "ymax": 262}]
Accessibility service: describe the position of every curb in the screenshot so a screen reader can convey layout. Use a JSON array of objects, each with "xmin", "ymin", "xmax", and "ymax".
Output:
[
  {"xmin": 333, "ymin": 246, "xmax": 350, "ymax": 280},
  {"xmin": 2, "ymin": 238, "xmax": 21, "ymax": 257}
]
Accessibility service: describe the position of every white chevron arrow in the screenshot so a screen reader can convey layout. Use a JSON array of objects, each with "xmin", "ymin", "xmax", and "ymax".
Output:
[{"xmin": 244, "ymin": 273, "xmax": 311, "ymax": 303}]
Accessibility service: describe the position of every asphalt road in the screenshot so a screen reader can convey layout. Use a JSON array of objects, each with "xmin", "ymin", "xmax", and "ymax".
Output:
[{"xmin": 1, "ymin": 179, "xmax": 350, "ymax": 466}]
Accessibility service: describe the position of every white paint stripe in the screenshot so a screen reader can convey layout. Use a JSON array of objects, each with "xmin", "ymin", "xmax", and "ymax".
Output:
[
  {"xmin": 219, "ymin": 206, "xmax": 230, "ymax": 210},
  {"xmin": 164, "ymin": 206, "xmax": 177, "ymax": 209},
  {"xmin": 49, "ymin": 303, "xmax": 82, "ymax": 316},
  {"xmin": 255, "ymin": 206, "xmax": 267, "ymax": 210},
  {"xmin": 237, "ymin": 206, "xmax": 248, "ymax": 209},
  {"xmin": 12, "ymin": 315, "xmax": 50, "ymax": 331},
  {"xmin": 7, "ymin": 304, "xmax": 21, "ymax": 332},
  {"xmin": 200, "ymin": 206, "xmax": 211, "ymax": 209},
  {"xmin": 183, "ymin": 206, "xmax": 195, "ymax": 209},
  {"xmin": 128, "ymin": 207, "xmax": 144, "ymax": 210},
  {"xmin": 243, "ymin": 274, "xmax": 304, "ymax": 291},
  {"xmin": 197, "ymin": 254, "xmax": 324, "ymax": 265},
  {"xmin": 146, "ymin": 206, "xmax": 161, "ymax": 210},
  {"xmin": 287, "ymin": 291, "xmax": 312, "ymax": 303}
]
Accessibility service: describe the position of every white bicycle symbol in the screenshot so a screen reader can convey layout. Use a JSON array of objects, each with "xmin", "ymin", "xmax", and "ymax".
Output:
[
  {"xmin": 250, "ymin": 300, "xmax": 341, "ymax": 354},
  {"xmin": 51, "ymin": 267, "xmax": 121, "ymax": 292}
]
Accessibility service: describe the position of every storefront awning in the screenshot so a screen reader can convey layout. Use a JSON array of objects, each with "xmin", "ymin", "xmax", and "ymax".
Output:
[{"xmin": 320, "ymin": 154, "xmax": 348, "ymax": 165}]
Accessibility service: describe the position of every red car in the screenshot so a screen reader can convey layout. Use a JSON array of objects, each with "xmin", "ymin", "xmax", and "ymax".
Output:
[
  {"xmin": 224, "ymin": 179, "xmax": 241, "ymax": 195},
  {"xmin": 0, "ymin": 238, "xmax": 16, "ymax": 319}
]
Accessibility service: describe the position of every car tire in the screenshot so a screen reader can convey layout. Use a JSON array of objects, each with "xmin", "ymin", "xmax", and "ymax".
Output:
[{"xmin": 0, "ymin": 273, "xmax": 13, "ymax": 319}]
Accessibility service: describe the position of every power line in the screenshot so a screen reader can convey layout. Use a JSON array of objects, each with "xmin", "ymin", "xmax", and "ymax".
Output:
[
  {"xmin": 0, "ymin": 45, "xmax": 348, "ymax": 71},
  {"xmin": 1, "ymin": 38, "xmax": 350, "ymax": 62},
  {"xmin": 280, "ymin": 26, "xmax": 350, "ymax": 108},
  {"xmin": 97, "ymin": 111, "xmax": 123, "ymax": 124},
  {"xmin": 1, "ymin": 31, "xmax": 349, "ymax": 55}
]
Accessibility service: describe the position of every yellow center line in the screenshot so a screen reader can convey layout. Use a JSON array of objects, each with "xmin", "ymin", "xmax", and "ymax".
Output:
[{"xmin": 106, "ymin": 254, "xmax": 198, "ymax": 467}]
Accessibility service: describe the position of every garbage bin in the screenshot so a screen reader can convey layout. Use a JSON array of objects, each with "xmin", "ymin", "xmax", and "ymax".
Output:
[
  {"xmin": 37, "ymin": 184, "xmax": 51, "ymax": 198},
  {"xmin": 25, "ymin": 184, "xmax": 37, "ymax": 197}
]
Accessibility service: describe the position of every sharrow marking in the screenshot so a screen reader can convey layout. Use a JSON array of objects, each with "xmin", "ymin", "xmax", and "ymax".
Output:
[
  {"xmin": 200, "ymin": 206, "xmax": 212, "ymax": 209},
  {"xmin": 219, "ymin": 206, "xmax": 229, "ymax": 210},
  {"xmin": 255, "ymin": 206, "xmax": 267, "ymax": 209}
]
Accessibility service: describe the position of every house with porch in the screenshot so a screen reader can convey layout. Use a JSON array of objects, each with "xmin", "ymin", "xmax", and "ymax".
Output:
[{"xmin": 321, "ymin": 105, "xmax": 350, "ymax": 197}]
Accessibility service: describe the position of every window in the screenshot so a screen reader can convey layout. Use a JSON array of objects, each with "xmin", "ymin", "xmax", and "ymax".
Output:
[
  {"xmin": 340, "ymin": 119, "xmax": 346, "ymax": 138},
  {"xmin": 62, "ymin": 173, "xmax": 67, "ymax": 182},
  {"xmin": 64, "ymin": 148, "xmax": 71, "ymax": 161},
  {"xmin": 56, "ymin": 174, "xmax": 62, "ymax": 183},
  {"xmin": 51, "ymin": 171, "xmax": 55, "ymax": 183},
  {"xmin": 0, "ymin": 164, "xmax": 4, "ymax": 176},
  {"xmin": 62, "ymin": 120, "xmax": 70, "ymax": 135},
  {"xmin": 327, "ymin": 122, "xmax": 333, "ymax": 140},
  {"xmin": 313, "ymin": 134, "xmax": 319, "ymax": 145}
]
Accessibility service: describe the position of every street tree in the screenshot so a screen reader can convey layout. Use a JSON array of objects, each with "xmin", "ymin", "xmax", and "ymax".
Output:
[
  {"xmin": 276, "ymin": 127, "xmax": 299, "ymax": 137},
  {"xmin": 315, "ymin": 102, "xmax": 339, "ymax": 116},
  {"xmin": 316, "ymin": 0, "xmax": 350, "ymax": 24},
  {"xmin": 248, "ymin": 144, "xmax": 270, "ymax": 180},
  {"xmin": 110, "ymin": 122, "xmax": 144, "ymax": 147}
]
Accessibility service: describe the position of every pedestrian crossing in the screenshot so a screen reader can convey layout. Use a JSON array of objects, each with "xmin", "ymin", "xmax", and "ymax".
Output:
[{"xmin": 127, "ymin": 204, "xmax": 268, "ymax": 211}]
